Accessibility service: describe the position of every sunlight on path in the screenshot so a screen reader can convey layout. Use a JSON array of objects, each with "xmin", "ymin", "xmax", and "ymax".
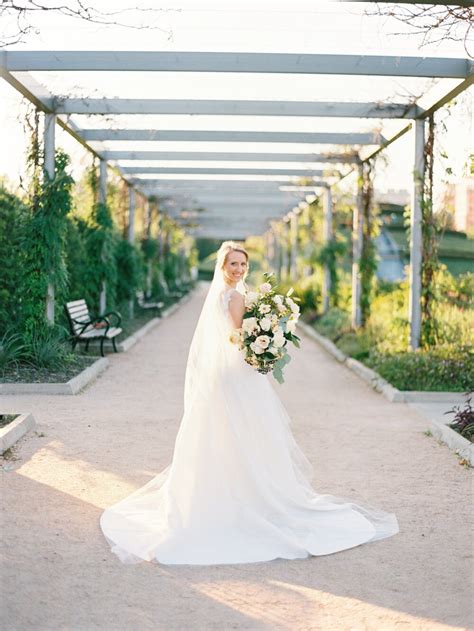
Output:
[{"xmin": 1, "ymin": 285, "xmax": 472, "ymax": 631}]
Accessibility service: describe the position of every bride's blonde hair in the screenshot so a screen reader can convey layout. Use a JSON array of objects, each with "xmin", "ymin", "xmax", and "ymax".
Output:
[{"xmin": 216, "ymin": 241, "xmax": 249, "ymax": 281}]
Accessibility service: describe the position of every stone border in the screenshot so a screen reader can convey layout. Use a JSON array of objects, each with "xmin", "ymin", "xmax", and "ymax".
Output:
[
  {"xmin": 427, "ymin": 417, "xmax": 474, "ymax": 466},
  {"xmin": 0, "ymin": 413, "xmax": 36, "ymax": 454},
  {"xmin": 297, "ymin": 321, "xmax": 465, "ymax": 404},
  {"xmin": 0, "ymin": 357, "xmax": 109, "ymax": 395}
]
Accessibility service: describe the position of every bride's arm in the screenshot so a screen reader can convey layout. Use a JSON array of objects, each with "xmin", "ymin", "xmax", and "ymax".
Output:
[{"xmin": 228, "ymin": 291, "xmax": 245, "ymax": 328}]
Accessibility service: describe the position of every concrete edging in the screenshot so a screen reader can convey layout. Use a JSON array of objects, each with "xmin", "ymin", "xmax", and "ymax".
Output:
[
  {"xmin": 297, "ymin": 321, "xmax": 465, "ymax": 404},
  {"xmin": 0, "ymin": 413, "xmax": 36, "ymax": 454},
  {"xmin": 0, "ymin": 357, "xmax": 109, "ymax": 395},
  {"xmin": 427, "ymin": 417, "xmax": 474, "ymax": 466}
]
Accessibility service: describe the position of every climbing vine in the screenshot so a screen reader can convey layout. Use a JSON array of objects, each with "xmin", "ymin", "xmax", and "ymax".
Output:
[
  {"xmin": 85, "ymin": 163, "xmax": 118, "ymax": 309},
  {"xmin": 359, "ymin": 160, "xmax": 379, "ymax": 325},
  {"xmin": 21, "ymin": 112, "xmax": 74, "ymax": 342},
  {"xmin": 420, "ymin": 114, "xmax": 439, "ymax": 348}
]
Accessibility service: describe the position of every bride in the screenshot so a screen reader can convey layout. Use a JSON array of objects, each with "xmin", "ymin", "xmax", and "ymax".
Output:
[{"xmin": 100, "ymin": 241, "xmax": 399, "ymax": 565}]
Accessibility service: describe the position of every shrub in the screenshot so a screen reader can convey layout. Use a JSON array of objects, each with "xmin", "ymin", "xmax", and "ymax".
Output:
[
  {"xmin": 445, "ymin": 395, "xmax": 474, "ymax": 442},
  {"xmin": 365, "ymin": 346, "xmax": 474, "ymax": 392},
  {"xmin": 0, "ymin": 184, "xmax": 29, "ymax": 333},
  {"xmin": 25, "ymin": 324, "xmax": 75, "ymax": 370},
  {"xmin": 313, "ymin": 308, "xmax": 351, "ymax": 341}
]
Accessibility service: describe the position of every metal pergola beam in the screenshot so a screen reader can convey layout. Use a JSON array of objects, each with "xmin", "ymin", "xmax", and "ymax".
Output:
[
  {"xmin": 137, "ymin": 178, "xmax": 331, "ymax": 188},
  {"xmin": 54, "ymin": 98, "xmax": 421, "ymax": 118},
  {"xmin": 103, "ymin": 151, "xmax": 360, "ymax": 164},
  {"xmin": 126, "ymin": 167, "xmax": 334, "ymax": 176},
  {"xmin": 3, "ymin": 51, "xmax": 471, "ymax": 79},
  {"xmin": 82, "ymin": 130, "xmax": 387, "ymax": 145}
]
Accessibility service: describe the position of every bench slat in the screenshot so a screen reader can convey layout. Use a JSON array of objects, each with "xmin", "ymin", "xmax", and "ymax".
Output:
[{"xmin": 66, "ymin": 299, "xmax": 87, "ymax": 309}]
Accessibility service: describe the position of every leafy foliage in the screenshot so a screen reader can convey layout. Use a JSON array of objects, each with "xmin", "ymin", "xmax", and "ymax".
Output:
[
  {"xmin": 0, "ymin": 183, "xmax": 29, "ymax": 332},
  {"xmin": 20, "ymin": 149, "xmax": 74, "ymax": 344},
  {"xmin": 445, "ymin": 395, "xmax": 474, "ymax": 443}
]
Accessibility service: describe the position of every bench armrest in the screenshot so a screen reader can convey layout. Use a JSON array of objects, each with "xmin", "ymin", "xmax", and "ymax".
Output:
[{"xmin": 102, "ymin": 310, "xmax": 122, "ymax": 328}]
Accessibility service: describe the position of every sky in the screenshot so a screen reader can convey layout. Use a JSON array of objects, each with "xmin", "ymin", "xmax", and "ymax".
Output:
[{"xmin": 0, "ymin": 0, "xmax": 472, "ymax": 212}]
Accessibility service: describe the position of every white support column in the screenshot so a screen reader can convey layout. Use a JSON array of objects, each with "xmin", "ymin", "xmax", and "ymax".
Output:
[
  {"xmin": 409, "ymin": 119, "xmax": 425, "ymax": 350},
  {"xmin": 289, "ymin": 211, "xmax": 298, "ymax": 280},
  {"xmin": 128, "ymin": 187, "xmax": 136, "ymax": 318},
  {"xmin": 267, "ymin": 229, "xmax": 275, "ymax": 274},
  {"xmin": 99, "ymin": 159, "xmax": 107, "ymax": 314},
  {"xmin": 44, "ymin": 113, "xmax": 56, "ymax": 324},
  {"xmin": 128, "ymin": 187, "xmax": 136, "ymax": 244},
  {"xmin": 322, "ymin": 186, "xmax": 333, "ymax": 313},
  {"xmin": 352, "ymin": 164, "xmax": 364, "ymax": 328},
  {"xmin": 281, "ymin": 219, "xmax": 290, "ymax": 281},
  {"xmin": 145, "ymin": 198, "xmax": 153, "ymax": 297}
]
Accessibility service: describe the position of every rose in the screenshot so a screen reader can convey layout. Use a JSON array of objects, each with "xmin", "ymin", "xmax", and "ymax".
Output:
[
  {"xmin": 250, "ymin": 341, "xmax": 265, "ymax": 355},
  {"xmin": 254, "ymin": 335, "xmax": 270, "ymax": 349},
  {"xmin": 258, "ymin": 303, "xmax": 271, "ymax": 315},
  {"xmin": 277, "ymin": 302, "xmax": 287, "ymax": 314},
  {"xmin": 273, "ymin": 295, "xmax": 283, "ymax": 305},
  {"xmin": 229, "ymin": 329, "xmax": 243, "ymax": 345},
  {"xmin": 245, "ymin": 291, "xmax": 259, "ymax": 307},
  {"xmin": 242, "ymin": 317, "xmax": 258, "ymax": 334},
  {"xmin": 285, "ymin": 319, "xmax": 297, "ymax": 334},
  {"xmin": 259, "ymin": 317, "xmax": 271, "ymax": 332},
  {"xmin": 273, "ymin": 331, "xmax": 286, "ymax": 348},
  {"xmin": 259, "ymin": 282, "xmax": 272, "ymax": 294}
]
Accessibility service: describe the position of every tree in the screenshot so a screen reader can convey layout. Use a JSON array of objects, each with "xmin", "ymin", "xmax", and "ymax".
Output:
[
  {"xmin": 366, "ymin": 3, "xmax": 473, "ymax": 57},
  {"xmin": 0, "ymin": 1, "xmax": 172, "ymax": 47}
]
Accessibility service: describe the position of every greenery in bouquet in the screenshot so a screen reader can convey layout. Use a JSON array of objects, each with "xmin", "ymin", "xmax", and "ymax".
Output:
[{"xmin": 230, "ymin": 273, "xmax": 301, "ymax": 384}]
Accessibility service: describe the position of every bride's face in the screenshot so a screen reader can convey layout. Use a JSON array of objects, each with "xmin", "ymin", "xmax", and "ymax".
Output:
[{"xmin": 223, "ymin": 250, "xmax": 248, "ymax": 284}]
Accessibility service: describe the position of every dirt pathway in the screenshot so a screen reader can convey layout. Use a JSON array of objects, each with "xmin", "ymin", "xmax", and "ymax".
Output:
[{"xmin": 1, "ymin": 284, "xmax": 472, "ymax": 631}]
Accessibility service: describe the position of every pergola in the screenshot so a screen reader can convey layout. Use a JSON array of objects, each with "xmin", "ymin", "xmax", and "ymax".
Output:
[{"xmin": 0, "ymin": 50, "xmax": 472, "ymax": 348}]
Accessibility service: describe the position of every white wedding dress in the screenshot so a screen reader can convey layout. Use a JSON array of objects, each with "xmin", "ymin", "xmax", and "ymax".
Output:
[{"xmin": 100, "ymin": 267, "xmax": 399, "ymax": 565}]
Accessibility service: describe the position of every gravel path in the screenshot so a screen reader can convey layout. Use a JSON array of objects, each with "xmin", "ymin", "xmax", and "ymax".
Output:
[{"xmin": 1, "ymin": 283, "xmax": 472, "ymax": 631}]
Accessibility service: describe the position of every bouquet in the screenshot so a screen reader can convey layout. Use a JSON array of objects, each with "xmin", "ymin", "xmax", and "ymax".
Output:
[{"xmin": 229, "ymin": 273, "xmax": 301, "ymax": 384}]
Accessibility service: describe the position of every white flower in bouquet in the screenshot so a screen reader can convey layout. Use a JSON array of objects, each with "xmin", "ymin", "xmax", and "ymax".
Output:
[
  {"xmin": 273, "ymin": 330, "xmax": 286, "ymax": 348},
  {"xmin": 245, "ymin": 291, "xmax": 259, "ymax": 307},
  {"xmin": 285, "ymin": 319, "xmax": 297, "ymax": 334},
  {"xmin": 255, "ymin": 335, "xmax": 270, "ymax": 349},
  {"xmin": 250, "ymin": 341, "xmax": 265, "ymax": 355},
  {"xmin": 259, "ymin": 316, "xmax": 272, "ymax": 332},
  {"xmin": 229, "ymin": 329, "xmax": 243, "ymax": 345},
  {"xmin": 242, "ymin": 317, "xmax": 258, "ymax": 334},
  {"xmin": 231, "ymin": 272, "xmax": 301, "ymax": 384}
]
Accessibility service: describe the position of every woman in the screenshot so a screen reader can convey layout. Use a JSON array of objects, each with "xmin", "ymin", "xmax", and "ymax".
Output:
[{"xmin": 100, "ymin": 241, "xmax": 398, "ymax": 565}]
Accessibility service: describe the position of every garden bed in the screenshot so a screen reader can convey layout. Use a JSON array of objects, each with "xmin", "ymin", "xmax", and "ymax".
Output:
[
  {"xmin": 0, "ymin": 355, "xmax": 96, "ymax": 384},
  {"xmin": 298, "ymin": 322, "xmax": 472, "ymax": 402}
]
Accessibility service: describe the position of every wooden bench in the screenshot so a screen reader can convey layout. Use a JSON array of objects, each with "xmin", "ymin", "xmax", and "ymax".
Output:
[
  {"xmin": 65, "ymin": 299, "xmax": 122, "ymax": 357},
  {"xmin": 136, "ymin": 291, "xmax": 164, "ymax": 316}
]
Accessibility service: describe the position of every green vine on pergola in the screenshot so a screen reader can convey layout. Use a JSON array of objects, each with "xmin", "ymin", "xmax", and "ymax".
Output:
[
  {"xmin": 359, "ymin": 159, "xmax": 379, "ymax": 327},
  {"xmin": 21, "ymin": 111, "xmax": 74, "ymax": 341},
  {"xmin": 421, "ymin": 113, "xmax": 440, "ymax": 348}
]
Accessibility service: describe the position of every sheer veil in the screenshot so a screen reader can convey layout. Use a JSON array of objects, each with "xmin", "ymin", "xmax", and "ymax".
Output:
[{"xmin": 184, "ymin": 241, "xmax": 246, "ymax": 413}]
